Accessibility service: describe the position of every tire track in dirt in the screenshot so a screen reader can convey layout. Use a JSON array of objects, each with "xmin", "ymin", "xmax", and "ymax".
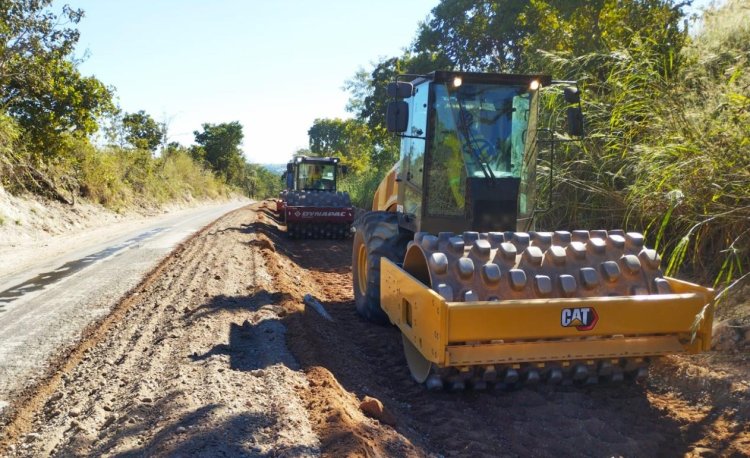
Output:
[{"xmin": 250, "ymin": 204, "xmax": 424, "ymax": 457}]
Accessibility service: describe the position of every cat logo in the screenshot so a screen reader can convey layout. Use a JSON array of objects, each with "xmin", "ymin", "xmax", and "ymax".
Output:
[{"xmin": 561, "ymin": 307, "xmax": 598, "ymax": 331}]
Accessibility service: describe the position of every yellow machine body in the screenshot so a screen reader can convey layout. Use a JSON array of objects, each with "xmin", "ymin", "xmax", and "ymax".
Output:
[
  {"xmin": 381, "ymin": 258, "xmax": 714, "ymax": 369},
  {"xmin": 371, "ymin": 164, "xmax": 399, "ymax": 212}
]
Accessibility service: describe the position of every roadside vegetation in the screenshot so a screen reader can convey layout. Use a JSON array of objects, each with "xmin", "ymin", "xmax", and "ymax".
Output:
[
  {"xmin": 305, "ymin": 0, "xmax": 748, "ymax": 291},
  {"xmin": 0, "ymin": 1, "xmax": 281, "ymax": 213}
]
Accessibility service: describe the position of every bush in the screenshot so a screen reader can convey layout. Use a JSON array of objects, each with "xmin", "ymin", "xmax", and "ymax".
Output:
[
  {"xmin": 74, "ymin": 146, "xmax": 230, "ymax": 209},
  {"xmin": 75, "ymin": 143, "xmax": 132, "ymax": 208},
  {"xmin": 1, "ymin": 124, "xmax": 232, "ymax": 211},
  {"xmin": 0, "ymin": 114, "xmax": 22, "ymax": 190}
]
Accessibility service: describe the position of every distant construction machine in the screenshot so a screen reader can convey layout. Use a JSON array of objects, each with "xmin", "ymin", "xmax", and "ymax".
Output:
[
  {"xmin": 277, "ymin": 156, "xmax": 354, "ymax": 239},
  {"xmin": 352, "ymin": 71, "xmax": 715, "ymax": 390}
]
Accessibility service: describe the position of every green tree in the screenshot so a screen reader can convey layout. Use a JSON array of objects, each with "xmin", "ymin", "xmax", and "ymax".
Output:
[
  {"xmin": 243, "ymin": 163, "xmax": 282, "ymax": 199},
  {"xmin": 308, "ymin": 118, "xmax": 388, "ymax": 173},
  {"xmin": 122, "ymin": 110, "xmax": 163, "ymax": 151},
  {"xmin": 413, "ymin": 0, "xmax": 525, "ymax": 71},
  {"xmin": 344, "ymin": 57, "xmax": 400, "ymax": 131},
  {"xmin": 193, "ymin": 121, "xmax": 245, "ymax": 184},
  {"xmin": 411, "ymin": 0, "xmax": 690, "ymax": 74},
  {"xmin": 0, "ymin": 1, "xmax": 114, "ymax": 155},
  {"xmin": 293, "ymin": 147, "xmax": 312, "ymax": 157},
  {"xmin": 308, "ymin": 118, "xmax": 346, "ymax": 156}
]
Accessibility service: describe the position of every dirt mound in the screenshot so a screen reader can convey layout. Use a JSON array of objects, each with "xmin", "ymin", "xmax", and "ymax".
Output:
[
  {"xmin": 299, "ymin": 367, "xmax": 415, "ymax": 457},
  {"xmin": 255, "ymin": 201, "xmax": 422, "ymax": 456},
  {"xmin": 713, "ymin": 318, "xmax": 750, "ymax": 352}
]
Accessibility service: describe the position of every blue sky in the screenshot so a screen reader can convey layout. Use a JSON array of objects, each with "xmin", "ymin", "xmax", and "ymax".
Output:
[
  {"xmin": 62, "ymin": 0, "xmax": 715, "ymax": 165},
  {"xmin": 63, "ymin": 0, "xmax": 437, "ymax": 163}
]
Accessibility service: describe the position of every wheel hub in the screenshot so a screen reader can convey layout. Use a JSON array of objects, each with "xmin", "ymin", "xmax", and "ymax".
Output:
[{"xmin": 357, "ymin": 243, "xmax": 368, "ymax": 294}]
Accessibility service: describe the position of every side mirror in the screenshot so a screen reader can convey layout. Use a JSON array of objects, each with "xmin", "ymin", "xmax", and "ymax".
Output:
[
  {"xmin": 387, "ymin": 82, "xmax": 413, "ymax": 99},
  {"xmin": 386, "ymin": 101, "xmax": 409, "ymax": 133},
  {"xmin": 564, "ymin": 87, "xmax": 584, "ymax": 137},
  {"xmin": 281, "ymin": 171, "xmax": 287, "ymax": 180},
  {"xmin": 286, "ymin": 163, "xmax": 294, "ymax": 173},
  {"xmin": 340, "ymin": 165, "xmax": 349, "ymax": 175}
]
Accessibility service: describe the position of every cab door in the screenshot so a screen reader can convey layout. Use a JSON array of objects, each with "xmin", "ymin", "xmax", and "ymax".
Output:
[{"xmin": 399, "ymin": 82, "xmax": 429, "ymax": 221}]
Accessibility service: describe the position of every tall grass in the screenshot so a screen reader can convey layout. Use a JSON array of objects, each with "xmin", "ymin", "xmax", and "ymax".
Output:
[
  {"xmin": 536, "ymin": 0, "xmax": 750, "ymax": 289},
  {"xmin": 0, "ymin": 114, "xmax": 21, "ymax": 188},
  {"xmin": 641, "ymin": 0, "xmax": 750, "ymax": 288},
  {"xmin": 0, "ymin": 121, "xmax": 231, "ymax": 211}
]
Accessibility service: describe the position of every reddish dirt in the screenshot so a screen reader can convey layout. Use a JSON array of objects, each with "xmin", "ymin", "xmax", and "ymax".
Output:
[{"xmin": 2, "ymin": 201, "xmax": 747, "ymax": 457}]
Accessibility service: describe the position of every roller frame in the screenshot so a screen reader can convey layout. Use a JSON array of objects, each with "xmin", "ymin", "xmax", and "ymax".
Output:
[{"xmin": 380, "ymin": 258, "xmax": 715, "ymax": 369}]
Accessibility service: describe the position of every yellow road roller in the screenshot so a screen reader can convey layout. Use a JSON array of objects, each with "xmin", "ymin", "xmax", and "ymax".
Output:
[{"xmin": 352, "ymin": 71, "xmax": 714, "ymax": 390}]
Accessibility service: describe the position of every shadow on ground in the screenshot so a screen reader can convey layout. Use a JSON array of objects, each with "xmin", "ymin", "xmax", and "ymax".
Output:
[
  {"xmin": 89, "ymin": 401, "xmax": 317, "ymax": 457},
  {"xmin": 188, "ymin": 291, "xmax": 297, "ymax": 372}
]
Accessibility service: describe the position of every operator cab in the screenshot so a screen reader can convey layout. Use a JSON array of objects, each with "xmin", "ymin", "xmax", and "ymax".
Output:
[
  {"xmin": 387, "ymin": 71, "xmax": 552, "ymax": 234},
  {"xmin": 286, "ymin": 156, "xmax": 341, "ymax": 192}
]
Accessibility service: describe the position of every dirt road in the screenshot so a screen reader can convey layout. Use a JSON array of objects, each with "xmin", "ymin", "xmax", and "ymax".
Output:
[
  {"xmin": 0, "ymin": 201, "xmax": 247, "ymax": 412},
  {"xmin": 1, "ymin": 202, "xmax": 747, "ymax": 457}
]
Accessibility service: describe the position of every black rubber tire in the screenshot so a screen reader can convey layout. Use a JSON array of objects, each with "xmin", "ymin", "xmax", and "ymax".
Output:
[{"xmin": 352, "ymin": 211, "xmax": 412, "ymax": 324}]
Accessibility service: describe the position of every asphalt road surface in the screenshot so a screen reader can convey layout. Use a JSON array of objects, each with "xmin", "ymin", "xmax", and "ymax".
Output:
[{"xmin": 0, "ymin": 200, "xmax": 248, "ymax": 411}]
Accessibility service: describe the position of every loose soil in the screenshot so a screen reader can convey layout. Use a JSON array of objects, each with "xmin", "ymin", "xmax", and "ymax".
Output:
[{"xmin": 1, "ymin": 202, "xmax": 747, "ymax": 457}]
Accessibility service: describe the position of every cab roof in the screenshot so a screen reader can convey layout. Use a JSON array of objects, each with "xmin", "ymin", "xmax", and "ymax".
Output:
[{"xmin": 410, "ymin": 71, "xmax": 552, "ymax": 88}]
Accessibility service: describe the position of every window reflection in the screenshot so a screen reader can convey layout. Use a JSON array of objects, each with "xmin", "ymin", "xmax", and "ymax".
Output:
[
  {"xmin": 296, "ymin": 163, "xmax": 336, "ymax": 191},
  {"xmin": 426, "ymin": 83, "xmax": 532, "ymax": 217}
]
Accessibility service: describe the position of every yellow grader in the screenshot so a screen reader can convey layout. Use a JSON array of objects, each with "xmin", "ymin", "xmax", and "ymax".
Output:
[{"xmin": 352, "ymin": 71, "xmax": 715, "ymax": 390}]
